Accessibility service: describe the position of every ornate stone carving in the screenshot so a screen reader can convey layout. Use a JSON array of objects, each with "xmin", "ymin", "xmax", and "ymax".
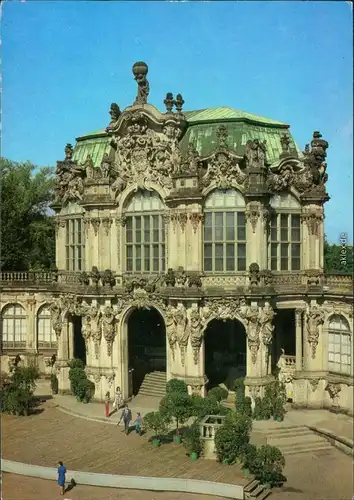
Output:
[
  {"xmin": 164, "ymin": 268, "xmax": 176, "ymax": 287},
  {"xmin": 244, "ymin": 306, "xmax": 261, "ymax": 364},
  {"xmin": 189, "ymin": 213, "xmax": 204, "ymax": 233},
  {"xmin": 132, "ymin": 61, "xmax": 150, "ymax": 105},
  {"xmin": 115, "ymin": 215, "xmax": 127, "ymax": 227},
  {"xmin": 175, "ymin": 305, "xmax": 189, "ymax": 366},
  {"xmin": 280, "ymin": 134, "xmax": 291, "ymax": 156},
  {"xmin": 267, "ymin": 164, "xmax": 294, "ymax": 192},
  {"xmin": 78, "ymin": 271, "xmax": 90, "ymax": 286},
  {"xmin": 91, "ymin": 218, "xmax": 101, "ymax": 236},
  {"xmin": 174, "ymin": 93, "xmax": 185, "ymax": 114},
  {"xmin": 249, "ymin": 263, "xmax": 260, "ymax": 286},
  {"xmin": 90, "ymin": 266, "xmax": 101, "ymax": 287},
  {"xmin": 49, "ymin": 299, "xmax": 63, "ymax": 337},
  {"xmin": 259, "ymin": 304, "xmax": 275, "ymax": 346},
  {"xmin": 175, "ymin": 266, "xmax": 188, "ymax": 287},
  {"xmin": 306, "ymin": 305, "xmax": 325, "ymax": 359},
  {"xmin": 301, "ymin": 209, "xmax": 323, "ymax": 237},
  {"xmin": 121, "ymin": 277, "xmax": 166, "ymax": 312},
  {"xmin": 245, "ymin": 204, "xmax": 260, "ymax": 233},
  {"xmin": 102, "ymin": 217, "xmax": 112, "ymax": 236},
  {"xmin": 325, "ymin": 382, "xmax": 341, "ymax": 405},
  {"xmin": 58, "ymin": 293, "xmax": 83, "ymax": 316},
  {"xmin": 202, "ymin": 298, "xmax": 247, "ymax": 322},
  {"xmin": 248, "ymin": 385, "xmax": 261, "ymax": 400},
  {"xmin": 54, "ymin": 144, "xmax": 86, "ymax": 204},
  {"xmin": 179, "ymin": 143, "xmax": 202, "ymax": 174},
  {"xmin": 188, "ymin": 307, "xmax": 203, "ymax": 365},
  {"xmin": 165, "ymin": 305, "xmax": 177, "ymax": 360},
  {"xmin": 81, "ymin": 310, "xmax": 92, "ymax": 352},
  {"xmin": 305, "ymin": 269, "xmax": 322, "ymax": 287},
  {"xmin": 178, "ymin": 213, "xmax": 188, "ymax": 233},
  {"xmin": 303, "ymin": 131, "xmax": 328, "ymax": 186},
  {"xmin": 102, "ymin": 306, "xmax": 116, "ymax": 357},
  {"xmin": 308, "ymin": 378, "xmax": 320, "ymax": 392},
  {"xmin": 106, "ymin": 103, "xmax": 121, "ymax": 131},
  {"xmin": 105, "ymin": 372, "xmax": 116, "ymax": 387},
  {"xmin": 83, "ymin": 217, "xmax": 90, "ymax": 238},
  {"xmin": 164, "ymin": 93, "xmax": 174, "ymax": 113},
  {"xmin": 170, "ymin": 213, "xmax": 178, "ymax": 233},
  {"xmin": 101, "ymin": 269, "xmax": 115, "ymax": 288},
  {"xmin": 244, "ymin": 139, "xmax": 268, "ymax": 169}
]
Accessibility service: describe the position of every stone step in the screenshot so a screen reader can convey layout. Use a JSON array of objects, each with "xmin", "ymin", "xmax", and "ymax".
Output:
[
  {"xmin": 137, "ymin": 371, "xmax": 167, "ymax": 398},
  {"xmin": 244, "ymin": 479, "xmax": 271, "ymax": 500},
  {"xmin": 281, "ymin": 442, "xmax": 332, "ymax": 456},
  {"xmin": 267, "ymin": 433, "xmax": 326, "ymax": 447}
]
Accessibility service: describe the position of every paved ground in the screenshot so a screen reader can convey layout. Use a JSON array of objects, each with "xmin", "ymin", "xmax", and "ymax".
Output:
[{"xmin": 2, "ymin": 474, "xmax": 228, "ymax": 500}]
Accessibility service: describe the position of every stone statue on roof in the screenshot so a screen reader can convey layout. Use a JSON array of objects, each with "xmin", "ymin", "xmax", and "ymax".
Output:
[{"xmin": 132, "ymin": 61, "xmax": 150, "ymax": 105}]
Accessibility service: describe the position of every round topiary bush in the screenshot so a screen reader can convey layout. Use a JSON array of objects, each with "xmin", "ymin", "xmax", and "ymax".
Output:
[
  {"xmin": 207, "ymin": 386, "xmax": 229, "ymax": 402},
  {"xmin": 214, "ymin": 412, "xmax": 252, "ymax": 464},
  {"xmin": 166, "ymin": 378, "xmax": 188, "ymax": 395}
]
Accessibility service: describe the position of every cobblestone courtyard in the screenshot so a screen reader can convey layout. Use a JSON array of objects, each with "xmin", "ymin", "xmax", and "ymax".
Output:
[{"xmin": 2, "ymin": 400, "xmax": 353, "ymax": 500}]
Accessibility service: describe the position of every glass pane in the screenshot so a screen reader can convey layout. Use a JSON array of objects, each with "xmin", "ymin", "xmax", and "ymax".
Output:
[
  {"xmin": 291, "ymin": 243, "xmax": 300, "ymax": 258},
  {"xmin": 237, "ymin": 258, "xmax": 246, "ymax": 271},
  {"xmin": 280, "ymin": 214, "xmax": 288, "ymax": 227},
  {"xmin": 291, "ymin": 214, "xmax": 300, "ymax": 227},
  {"xmin": 237, "ymin": 243, "xmax": 246, "ymax": 258},
  {"xmin": 127, "ymin": 259, "xmax": 133, "ymax": 271},
  {"xmin": 126, "ymin": 246, "xmax": 133, "ymax": 258},
  {"xmin": 271, "ymin": 243, "xmax": 277, "ymax": 257},
  {"xmin": 291, "ymin": 228, "xmax": 300, "ymax": 241},
  {"xmin": 204, "ymin": 227, "xmax": 212, "ymax": 241},
  {"xmin": 153, "ymin": 245, "xmax": 159, "ymax": 258},
  {"xmin": 204, "ymin": 212, "xmax": 212, "ymax": 227},
  {"xmin": 237, "ymin": 226, "xmax": 246, "ymax": 241},
  {"xmin": 226, "ymin": 258, "xmax": 235, "ymax": 271},
  {"xmin": 281, "ymin": 227, "xmax": 288, "ymax": 241},
  {"xmin": 204, "ymin": 244, "xmax": 212, "ymax": 258},
  {"xmin": 226, "ymin": 225, "xmax": 235, "ymax": 241},
  {"xmin": 135, "ymin": 246, "xmax": 141, "ymax": 258},
  {"xmin": 215, "ymin": 244, "xmax": 223, "ymax": 258},
  {"xmin": 135, "ymin": 230, "xmax": 141, "ymax": 243},
  {"xmin": 238, "ymin": 213, "xmax": 245, "ymax": 227},
  {"xmin": 271, "ymin": 213, "xmax": 277, "ymax": 227},
  {"xmin": 226, "ymin": 244, "xmax": 234, "ymax": 257},
  {"xmin": 215, "ymin": 213, "xmax": 224, "ymax": 240},
  {"xmin": 126, "ymin": 230, "xmax": 133, "ymax": 243},
  {"xmin": 271, "ymin": 258, "xmax": 277, "ymax": 271},
  {"xmin": 226, "ymin": 213, "xmax": 234, "ymax": 227},
  {"xmin": 152, "ymin": 215, "xmax": 159, "ymax": 229},
  {"xmin": 281, "ymin": 243, "xmax": 288, "ymax": 258},
  {"xmin": 135, "ymin": 217, "xmax": 141, "ymax": 229},
  {"xmin": 291, "ymin": 257, "xmax": 300, "ymax": 271},
  {"xmin": 215, "ymin": 258, "xmax": 224, "ymax": 271},
  {"xmin": 271, "ymin": 227, "xmax": 277, "ymax": 240},
  {"xmin": 281, "ymin": 258, "xmax": 288, "ymax": 271},
  {"xmin": 144, "ymin": 245, "xmax": 150, "ymax": 271},
  {"xmin": 135, "ymin": 260, "xmax": 141, "ymax": 271},
  {"xmin": 204, "ymin": 258, "xmax": 213, "ymax": 271},
  {"xmin": 126, "ymin": 218, "xmax": 133, "ymax": 230}
]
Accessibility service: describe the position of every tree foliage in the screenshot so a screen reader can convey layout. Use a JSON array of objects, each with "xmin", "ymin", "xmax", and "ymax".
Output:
[
  {"xmin": 0, "ymin": 158, "xmax": 55, "ymax": 271},
  {"xmin": 324, "ymin": 238, "xmax": 353, "ymax": 274}
]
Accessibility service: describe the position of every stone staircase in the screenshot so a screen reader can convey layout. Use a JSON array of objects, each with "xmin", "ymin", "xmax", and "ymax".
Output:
[
  {"xmin": 137, "ymin": 371, "xmax": 167, "ymax": 399},
  {"xmin": 244, "ymin": 479, "xmax": 271, "ymax": 499},
  {"xmin": 258, "ymin": 424, "xmax": 333, "ymax": 456}
]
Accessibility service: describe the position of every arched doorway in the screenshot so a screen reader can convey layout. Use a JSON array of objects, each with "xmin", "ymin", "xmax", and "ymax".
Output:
[
  {"xmin": 204, "ymin": 318, "xmax": 246, "ymax": 390},
  {"xmin": 127, "ymin": 307, "xmax": 166, "ymax": 396},
  {"xmin": 70, "ymin": 315, "xmax": 86, "ymax": 365}
]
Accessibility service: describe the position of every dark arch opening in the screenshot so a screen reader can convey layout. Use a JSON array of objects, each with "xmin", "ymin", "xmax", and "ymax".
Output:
[
  {"xmin": 70, "ymin": 315, "xmax": 86, "ymax": 366},
  {"xmin": 128, "ymin": 307, "xmax": 166, "ymax": 396},
  {"xmin": 204, "ymin": 318, "xmax": 246, "ymax": 391}
]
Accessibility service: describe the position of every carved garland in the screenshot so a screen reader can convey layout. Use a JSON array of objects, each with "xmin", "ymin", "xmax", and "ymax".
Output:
[
  {"xmin": 189, "ymin": 213, "xmax": 204, "ymax": 234},
  {"xmin": 245, "ymin": 205, "xmax": 261, "ymax": 234}
]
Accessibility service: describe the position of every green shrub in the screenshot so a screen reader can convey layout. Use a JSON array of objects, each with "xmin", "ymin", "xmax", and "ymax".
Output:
[
  {"xmin": 11, "ymin": 365, "xmax": 40, "ymax": 393},
  {"xmin": 160, "ymin": 392, "xmax": 193, "ymax": 434},
  {"xmin": 50, "ymin": 374, "xmax": 59, "ymax": 394},
  {"xmin": 183, "ymin": 421, "xmax": 203, "ymax": 456},
  {"xmin": 251, "ymin": 445, "xmax": 286, "ymax": 487},
  {"xmin": 207, "ymin": 386, "xmax": 228, "ymax": 402},
  {"xmin": 68, "ymin": 359, "xmax": 94, "ymax": 402},
  {"xmin": 263, "ymin": 380, "xmax": 287, "ymax": 420},
  {"xmin": 253, "ymin": 397, "xmax": 263, "ymax": 420},
  {"xmin": 144, "ymin": 411, "xmax": 170, "ymax": 441},
  {"xmin": 241, "ymin": 443, "xmax": 258, "ymax": 471},
  {"xmin": 166, "ymin": 378, "xmax": 188, "ymax": 395},
  {"xmin": 191, "ymin": 394, "xmax": 220, "ymax": 420},
  {"xmin": 0, "ymin": 366, "xmax": 39, "ymax": 416},
  {"xmin": 76, "ymin": 378, "xmax": 95, "ymax": 403},
  {"xmin": 68, "ymin": 359, "xmax": 85, "ymax": 370},
  {"xmin": 234, "ymin": 377, "xmax": 245, "ymax": 396},
  {"xmin": 214, "ymin": 412, "xmax": 252, "ymax": 464}
]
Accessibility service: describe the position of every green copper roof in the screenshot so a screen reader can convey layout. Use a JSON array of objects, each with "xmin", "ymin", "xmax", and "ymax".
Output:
[
  {"xmin": 73, "ymin": 106, "xmax": 299, "ymax": 167},
  {"xmin": 183, "ymin": 107, "xmax": 287, "ymax": 126}
]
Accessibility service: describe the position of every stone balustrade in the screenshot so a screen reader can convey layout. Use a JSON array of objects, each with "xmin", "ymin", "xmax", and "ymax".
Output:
[
  {"xmin": 0, "ymin": 271, "xmax": 55, "ymax": 284},
  {"xmin": 200, "ymin": 415, "xmax": 226, "ymax": 460},
  {"xmin": 277, "ymin": 353, "xmax": 296, "ymax": 400}
]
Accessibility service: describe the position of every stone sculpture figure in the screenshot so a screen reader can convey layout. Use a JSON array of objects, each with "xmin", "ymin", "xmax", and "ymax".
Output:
[
  {"xmin": 89, "ymin": 304, "xmax": 102, "ymax": 359},
  {"xmin": 174, "ymin": 305, "xmax": 189, "ymax": 366},
  {"xmin": 132, "ymin": 61, "xmax": 150, "ymax": 105},
  {"xmin": 106, "ymin": 103, "xmax": 121, "ymax": 131},
  {"xmin": 81, "ymin": 311, "xmax": 92, "ymax": 352},
  {"xmin": 189, "ymin": 308, "xmax": 203, "ymax": 365},
  {"xmin": 244, "ymin": 306, "xmax": 261, "ymax": 364},
  {"xmin": 165, "ymin": 306, "xmax": 177, "ymax": 360},
  {"xmin": 306, "ymin": 306, "xmax": 325, "ymax": 359},
  {"xmin": 244, "ymin": 139, "xmax": 268, "ymax": 170},
  {"xmin": 102, "ymin": 306, "xmax": 116, "ymax": 357},
  {"xmin": 259, "ymin": 304, "xmax": 275, "ymax": 346},
  {"xmin": 49, "ymin": 300, "xmax": 62, "ymax": 337}
]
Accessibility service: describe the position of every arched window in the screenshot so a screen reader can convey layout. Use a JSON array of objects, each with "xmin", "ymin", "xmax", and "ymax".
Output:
[
  {"xmin": 204, "ymin": 189, "xmax": 246, "ymax": 272},
  {"xmin": 328, "ymin": 315, "xmax": 351, "ymax": 375},
  {"xmin": 37, "ymin": 306, "xmax": 57, "ymax": 349},
  {"xmin": 124, "ymin": 190, "xmax": 166, "ymax": 273},
  {"xmin": 1, "ymin": 304, "xmax": 27, "ymax": 349},
  {"xmin": 269, "ymin": 193, "xmax": 301, "ymax": 271}
]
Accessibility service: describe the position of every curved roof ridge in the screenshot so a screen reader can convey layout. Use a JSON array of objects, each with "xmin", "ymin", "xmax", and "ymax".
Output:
[{"xmin": 183, "ymin": 106, "xmax": 288, "ymax": 126}]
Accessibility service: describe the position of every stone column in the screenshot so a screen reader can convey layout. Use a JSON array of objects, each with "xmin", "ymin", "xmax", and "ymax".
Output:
[
  {"xmin": 57, "ymin": 320, "xmax": 71, "ymax": 393},
  {"xmin": 245, "ymin": 202, "xmax": 269, "ymax": 270},
  {"xmin": 301, "ymin": 205, "xmax": 324, "ymax": 270},
  {"xmin": 295, "ymin": 309, "xmax": 303, "ymax": 372},
  {"xmin": 26, "ymin": 298, "xmax": 37, "ymax": 352},
  {"xmin": 90, "ymin": 216, "xmax": 101, "ymax": 269},
  {"xmin": 56, "ymin": 218, "xmax": 67, "ymax": 270},
  {"xmin": 187, "ymin": 212, "xmax": 204, "ymax": 271},
  {"xmin": 100, "ymin": 216, "xmax": 113, "ymax": 270}
]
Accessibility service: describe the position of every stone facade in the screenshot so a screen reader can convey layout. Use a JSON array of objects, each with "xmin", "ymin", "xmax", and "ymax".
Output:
[{"xmin": 0, "ymin": 62, "xmax": 353, "ymax": 414}]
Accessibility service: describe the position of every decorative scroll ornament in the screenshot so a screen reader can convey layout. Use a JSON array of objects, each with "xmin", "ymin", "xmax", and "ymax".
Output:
[
  {"xmin": 179, "ymin": 143, "xmax": 202, "ymax": 174},
  {"xmin": 189, "ymin": 308, "xmax": 203, "ymax": 365},
  {"xmin": 175, "ymin": 305, "xmax": 189, "ymax": 366},
  {"xmin": 306, "ymin": 305, "xmax": 325, "ymax": 359},
  {"xmin": 54, "ymin": 144, "xmax": 86, "ymax": 204},
  {"xmin": 308, "ymin": 378, "xmax": 320, "ymax": 392},
  {"xmin": 91, "ymin": 218, "xmax": 101, "ymax": 236},
  {"xmin": 245, "ymin": 204, "xmax": 260, "ymax": 233},
  {"xmin": 325, "ymin": 382, "xmax": 341, "ymax": 404},
  {"xmin": 165, "ymin": 305, "xmax": 178, "ymax": 360},
  {"xmin": 202, "ymin": 125, "xmax": 247, "ymax": 189},
  {"xmin": 178, "ymin": 213, "xmax": 188, "ymax": 232},
  {"xmin": 202, "ymin": 298, "xmax": 247, "ymax": 322},
  {"xmin": 102, "ymin": 217, "xmax": 112, "ymax": 236},
  {"xmin": 249, "ymin": 263, "xmax": 260, "ymax": 286},
  {"xmin": 301, "ymin": 209, "xmax": 324, "ymax": 237},
  {"xmin": 102, "ymin": 306, "xmax": 116, "ymax": 357}
]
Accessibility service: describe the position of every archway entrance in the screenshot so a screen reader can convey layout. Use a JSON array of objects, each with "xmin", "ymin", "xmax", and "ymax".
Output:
[
  {"xmin": 204, "ymin": 319, "xmax": 246, "ymax": 391},
  {"xmin": 71, "ymin": 315, "xmax": 86, "ymax": 365},
  {"xmin": 127, "ymin": 307, "xmax": 166, "ymax": 396}
]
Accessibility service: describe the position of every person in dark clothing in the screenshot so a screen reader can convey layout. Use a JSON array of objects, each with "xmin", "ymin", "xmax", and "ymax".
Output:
[{"xmin": 118, "ymin": 405, "xmax": 132, "ymax": 434}]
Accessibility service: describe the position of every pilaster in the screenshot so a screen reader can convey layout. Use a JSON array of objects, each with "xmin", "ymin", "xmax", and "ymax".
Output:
[
  {"xmin": 26, "ymin": 297, "xmax": 37, "ymax": 351},
  {"xmin": 55, "ymin": 218, "xmax": 67, "ymax": 270},
  {"xmin": 301, "ymin": 204, "xmax": 324, "ymax": 271},
  {"xmin": 295, "ymin": 308, "xmax": 303, "ymax": 372}
]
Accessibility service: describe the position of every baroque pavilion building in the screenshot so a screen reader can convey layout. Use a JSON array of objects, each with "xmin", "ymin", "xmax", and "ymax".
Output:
[{"xmin": 0, "ymin": 62, "xmax": 352, "ymax": 414}]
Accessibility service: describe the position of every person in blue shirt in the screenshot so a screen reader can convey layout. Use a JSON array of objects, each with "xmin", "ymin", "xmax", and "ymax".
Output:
[{"xmin": 57, "ymin": 461, "xmax": 67, "ymax": 495}]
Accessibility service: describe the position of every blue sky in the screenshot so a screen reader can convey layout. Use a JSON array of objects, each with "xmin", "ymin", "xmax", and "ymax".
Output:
[{"xmin": 2, "ymin": 1, "xmax": 353, "ymax": 243}]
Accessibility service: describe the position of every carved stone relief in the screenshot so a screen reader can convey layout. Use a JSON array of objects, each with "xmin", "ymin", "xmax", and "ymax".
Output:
[
  {"xmin": 102, "ymin": 306, "xmax": 116, "ymax": 357},
  {"xmin": 306, "ymin": 305, "xmax": 325, "ymax": 359},
  {"xmin": 102, "ymin": 217, "xmax": 113, "ymax": 236},
  {"xmin": 245, "ymin": 204, "xmax": 260, "ymax": 233},
  {"xmin": 188, "ymin": 307, "xmax": 203, "ymax": 365},
  {"xmin": 91, "ymin": 218, "xmax": 101, "ymax": 236},
  {"xmin": 174, "ymin": 304, "xmax": 189, "ymax": 366},
  {"xmin": 189, "ymin": 213, "xmax": 204, "ymax": 233}
]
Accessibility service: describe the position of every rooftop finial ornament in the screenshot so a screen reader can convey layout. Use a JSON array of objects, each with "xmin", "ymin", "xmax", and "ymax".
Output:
[{"xmin": 132, "ymin": 61, "xmax": 150, "ymax": 105}]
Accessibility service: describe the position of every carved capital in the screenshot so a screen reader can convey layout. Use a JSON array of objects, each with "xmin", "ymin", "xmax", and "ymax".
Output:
[
  {"xmin": 245, "ymin": 204, "xmax": 260, "ymax": 233},
  {"xmin": 178, "ymin": 213, "xmax": 188, "ymax": 233},
  {"xmin": 91, "ymin": 218, "xmax": 101, "ymax": 236},
  {"xmin": 300, "ymin": 211, "xmax": 323, "ymax": 237},
  {"xmin": 189, "ymin": 213, "xmax": 204, "ymax": 234},
  {"xmin": 115, "ymin": 215, "xmax": 127, "ymax": 227},
  {"xmin": 102, "ymin": 217, "xmax": 113, "ymax": 236}
]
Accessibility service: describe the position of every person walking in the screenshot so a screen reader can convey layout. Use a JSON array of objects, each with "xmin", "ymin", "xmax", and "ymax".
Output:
[
  {"xmin": 104, "ymin": 391, "xmax": 110, "ymax": 418},
  {"xmin": 113, "ymin": 386, "xmax": 122, "ymax": 411},
  {"xmin": 134, "ymin": 412, "xmax": 144, "ymax": 436},
  {"xmin": 118, "ymin": 405, "xmax": 132, "ymax": 434},
  {"xmin": 57, "ymin": 461, "xmax": 67, "ymax": 496}
]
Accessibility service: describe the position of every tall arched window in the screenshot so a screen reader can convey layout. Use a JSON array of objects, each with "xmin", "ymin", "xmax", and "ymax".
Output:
[
  {"xmin": 65, "ymin": 218, "xmax": 85, "ymax": 271},
  {"xmin": 328, "ymin": 315, "xmax": 351, "ymax": 375},
  {"xmin": 204, "ymin": 189, "xmax": 246, "ymax": 272},
  {"xmin": 125, "ymin": 190, "xmax": 166, "ymax": 273},
  {"xmin": 269, "ymin": 193, "xmax": 301, "ymax": 271},
  {"xmin": 37, "ymin": 306, "xmax": 57, "ymax": 349},
  {"xmin": 1, "ymin": 304, "xmax": 27, "ymax": 349}
]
